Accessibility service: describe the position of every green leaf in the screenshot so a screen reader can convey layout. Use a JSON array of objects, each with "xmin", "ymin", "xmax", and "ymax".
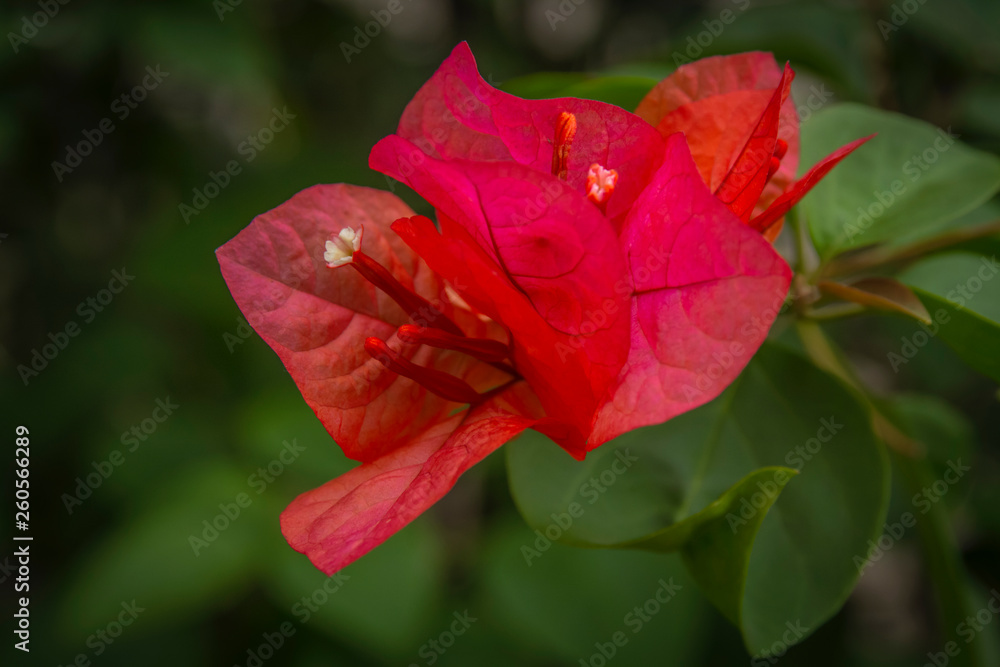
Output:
[
  {"xmin": 799, "ymin": 103, "xmax": 1000, "ymax": 259},
  {"xmin": 478, "ymin": 518, "xmax": 707, "ymax": 666},
  {"xmin": 675, "ymin": 467, "xmax": 796, "ymax": 627},
  {"xmin": 886, "ymin": 195, "xmax": 1000, "ymax": 257},
  {"xmin": 502, "ymin": 73, "xmax": 659, "ymax": 110},
  {"xmin": 899, "ymin": 252, "xmax": 1000, "ymax": 382},
  {"xmin": 902, "ymin": 252, "xmax": 1000, "ymax": 323},
  {"xmin": 507, "ymin": 344, "xmax": 889, "ymax": 655}
]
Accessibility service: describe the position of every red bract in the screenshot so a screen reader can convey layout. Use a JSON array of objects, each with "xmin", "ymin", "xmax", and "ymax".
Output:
[
  {"xmin": 637, "ymin": 52, "xmax": 872, "ymax": 240},
  {"xmin": 217, "ymin": 43, "xmax": 867, "ymax": 575}
]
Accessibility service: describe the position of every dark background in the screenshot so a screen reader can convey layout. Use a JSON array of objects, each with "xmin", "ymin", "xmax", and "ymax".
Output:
[{"xmin": 3, "ymin": 0, "xmax": 1000, "ymax": 665}]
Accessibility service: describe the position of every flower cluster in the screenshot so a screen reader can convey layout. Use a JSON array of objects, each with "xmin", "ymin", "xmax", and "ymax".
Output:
[{"xmin": 217, "ymin": 44, "xmax": 868, "ymax": 575}]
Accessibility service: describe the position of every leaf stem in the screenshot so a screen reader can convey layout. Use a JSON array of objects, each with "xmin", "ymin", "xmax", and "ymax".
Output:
[
  {"xmin": 822, "ymin": 218, "xmax": 1000, "ymax": 279},
  {"xmin": 795, "ymin": 320, "xmax": 921, "ymax": 457},
  {"xmin": 801, "ymin": 303, "xmax": 867, "ymax": 321}
]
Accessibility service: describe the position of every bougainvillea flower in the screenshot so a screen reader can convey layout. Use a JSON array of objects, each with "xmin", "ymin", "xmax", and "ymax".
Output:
[
  {"xmin": 216, "ymin": 43, "xmax": 868, "ymax": 575},
  {"xmin": 636, "ymin": 52, "xmax": 872, "ymax": 240}
]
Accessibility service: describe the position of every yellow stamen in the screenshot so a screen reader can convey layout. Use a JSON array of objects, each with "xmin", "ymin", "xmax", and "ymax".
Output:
[{"xmin": 551, "ymin": 112, "xmax": 577, "ymax": 180}]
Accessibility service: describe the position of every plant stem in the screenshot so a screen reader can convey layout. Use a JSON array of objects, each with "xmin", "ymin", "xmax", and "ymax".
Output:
[
  {"xmin": 795, "ymin": 320, "xmax": 921, "ymax": 456},
  {"xmin": 802, "ymin": 303, "xmax": 867, "ymax": 321},
  {"xmin": 788, "ymin": 206, "xmax": 810, "ymax": 276},
  {"xmin": 787, "ymin": 206, "xmax": 821, "ymax": 313},
  {"xmin": 822, "ymin": 219, "xmax": 1000, "ymax": 279}
]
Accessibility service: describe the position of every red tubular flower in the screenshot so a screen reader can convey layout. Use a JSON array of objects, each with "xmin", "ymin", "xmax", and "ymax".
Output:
[{"xmin": 217, "ymin": 43, "xmax": 868, "ymax": 575}]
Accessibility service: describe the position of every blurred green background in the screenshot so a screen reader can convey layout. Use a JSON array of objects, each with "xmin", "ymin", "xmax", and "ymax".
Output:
[{"xmin": 2, "ymin": 0, "xmax": 999, "ymax": 665}]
